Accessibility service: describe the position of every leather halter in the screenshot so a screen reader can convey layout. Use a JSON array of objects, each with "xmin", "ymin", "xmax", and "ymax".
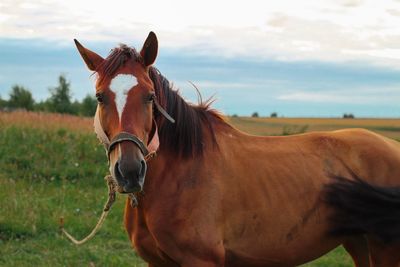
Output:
[
  {"xmin": 154, "ymin": 99, "xmax": 175, "ymax": 123},
  {"xmin": 107, "ymin": 132, "xmax": 149, "ymax": 157},
  {"xmin": 106, "ymin": 98, "xmax": 174, "ymax": 159}
]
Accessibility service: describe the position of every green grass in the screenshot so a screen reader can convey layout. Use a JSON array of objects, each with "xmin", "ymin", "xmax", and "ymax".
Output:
[
  {"xmin": 0, "ymin": 122, "xmax": 353, "ymax": 266},
  {"xmin": 300, "ymin": 247, "xmax": 352, "ymax": 266},
  {"xmin": 0, "ymin": 177, "xmax": 146, "ymax": 266},
  {"xmin": 0, "ymin": 126, "xmax": 106, "ymax": 182},
  {"xmin": 0, "ymin": 126, "xmax": 146, "ymax": 266}
]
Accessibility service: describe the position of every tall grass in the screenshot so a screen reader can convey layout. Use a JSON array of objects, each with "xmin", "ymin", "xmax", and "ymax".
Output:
[{"xmin": 0, "ymin": 110, "xmax": 93, "ymax": 132}]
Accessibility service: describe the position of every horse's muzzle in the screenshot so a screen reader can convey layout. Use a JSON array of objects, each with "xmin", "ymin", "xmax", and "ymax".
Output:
[{"xmin": 112, "ymin": 156, "xmax": 147, "ymax": 193}]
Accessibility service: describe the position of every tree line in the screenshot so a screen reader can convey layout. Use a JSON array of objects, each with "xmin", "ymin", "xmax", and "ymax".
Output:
[{"xmin": 0, "ymin": 75, "xmax": 97, "ymax": 117}]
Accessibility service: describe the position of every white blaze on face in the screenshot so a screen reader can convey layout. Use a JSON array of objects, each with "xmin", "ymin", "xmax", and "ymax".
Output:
[{"xmin": 109, "ymin": 74, "xmax": 138, "ymax": 121}]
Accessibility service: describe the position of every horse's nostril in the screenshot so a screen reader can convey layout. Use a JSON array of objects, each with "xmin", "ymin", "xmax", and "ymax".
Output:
[
  {"xmin": 117, "ymin": 161, "xmax": 124, "ymax": 178},
  {"xmin": 139, "ymin": 160, "xmax": 147, "ymax": 178},
  {"xmin": 114, "ymin": 161, "xmax": 125, "ymax": 183}
]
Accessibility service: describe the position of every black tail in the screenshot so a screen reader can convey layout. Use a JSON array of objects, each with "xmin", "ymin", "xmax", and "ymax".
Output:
[{"xmin": 323, "ymin": 176, "xmax": 400, "ymax": 243}]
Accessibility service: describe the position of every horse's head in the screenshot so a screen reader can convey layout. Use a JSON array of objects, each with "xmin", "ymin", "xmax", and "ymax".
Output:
[{"xmin": 75, "ymin": 32, "xmax": 163, "ymax": 193}]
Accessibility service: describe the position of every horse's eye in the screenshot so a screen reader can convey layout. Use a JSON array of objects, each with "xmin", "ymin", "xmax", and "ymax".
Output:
[
  {"xmin": 96, "ymin": 93, "xmax": 104, "ymax": 103},
  {"xmin": 148, "ymin": 93, "xmax": 156, "ymax": 102}
]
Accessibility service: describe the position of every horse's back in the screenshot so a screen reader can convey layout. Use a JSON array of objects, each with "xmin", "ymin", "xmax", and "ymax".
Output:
[
  {"xmin": 320, "ymin": 128, "xmax": 400, "ymax": 185},
  {"xmin": 214, "ymin": 127, "xmax": 400, "ymax": 266},
  {"xmin": 247, "ymin": 127, "xmax": 400, "ymax": 183}
]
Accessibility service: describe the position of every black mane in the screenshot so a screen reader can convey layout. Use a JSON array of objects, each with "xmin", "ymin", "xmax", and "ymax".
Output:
[{"xmin": 149, "ymin": 67, "xmax": 221, "ymax": 157}]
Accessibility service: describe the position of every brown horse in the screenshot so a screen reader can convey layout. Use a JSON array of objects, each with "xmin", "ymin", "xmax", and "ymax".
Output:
[{"xmin": 75, "ymin": 32, "xmax": 400, "ymax": 267}]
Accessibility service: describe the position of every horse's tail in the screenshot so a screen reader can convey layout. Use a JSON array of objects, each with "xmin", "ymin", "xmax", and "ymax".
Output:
[{"xmin": 323, "ymin": 176, "xmax": 400, "ymax": 243}]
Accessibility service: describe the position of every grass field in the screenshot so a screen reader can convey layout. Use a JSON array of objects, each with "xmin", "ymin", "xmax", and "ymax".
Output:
[
  {"xmin": 227, "ymin": 116, "xmax": 400, "ymax": 140},
  {"xmin": 1, "ymin": 111, "xmax": 399, "ymax": 266}
]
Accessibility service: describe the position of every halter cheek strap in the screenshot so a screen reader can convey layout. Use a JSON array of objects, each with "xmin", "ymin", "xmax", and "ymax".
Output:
[{"xmin": 154, "ymin": 98, "xmax": 175, "ymax": 123}]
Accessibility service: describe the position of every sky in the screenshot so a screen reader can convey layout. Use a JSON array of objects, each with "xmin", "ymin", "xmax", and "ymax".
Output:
[{"xmin": 1, "ymin": 0, "xmax": 400, "ymax": 117}]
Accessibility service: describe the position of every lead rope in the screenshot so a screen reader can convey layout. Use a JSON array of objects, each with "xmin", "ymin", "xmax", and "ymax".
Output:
[
  {"xmin": 59, "ymin": 152, "xmax": 156, "ymax": 245},
  {"xmin": 59, "ymin": 175, "xmax": 117, "ymax": 245}
]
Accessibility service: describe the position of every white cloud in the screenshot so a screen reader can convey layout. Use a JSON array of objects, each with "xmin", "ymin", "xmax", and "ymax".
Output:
[
  {"xmin": 278, "ymin": 92, "xmax": 356, "ymax": 103},
  {"xmin": 2, "ymin": 0, "xmax": 400, "ymax": 67},
  {"xmin": 277, "ymin": 86, "xmax": 400, "ymax": 104},
  {"xmin": 343, "ymin": 48, "xmax": 400, "ymax": 60}
]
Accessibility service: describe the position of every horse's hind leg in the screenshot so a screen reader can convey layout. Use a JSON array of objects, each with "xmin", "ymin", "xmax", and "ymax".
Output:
[
  {"xmin": 368, "ymin": 239, "xmax": 400, "ymax": 267},
  {"xmin": 343, "ymin": 236, "xmax": 370, "ymax": 267}
]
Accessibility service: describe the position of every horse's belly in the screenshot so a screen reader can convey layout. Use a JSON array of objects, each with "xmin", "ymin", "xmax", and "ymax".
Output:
[
  {"xmin": 223, "ymin": 205, "xmax": 341, "ymax": 266},
  {"xmin": 225, "ymin": 231, "xmax": 341, "ymax": 266},
  {"xmin": 225, "ymin": 237, "xmax": 340, "ymax": 267}
]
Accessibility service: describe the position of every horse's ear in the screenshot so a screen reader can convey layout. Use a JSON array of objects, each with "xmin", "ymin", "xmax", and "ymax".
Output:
[
  {"xmin": 74, "ymin": 39, "xmax": 104, "ymax": 71},
  {"xmin": 140, "ymin": 32, "xmax": 158, "ymax": 67}
]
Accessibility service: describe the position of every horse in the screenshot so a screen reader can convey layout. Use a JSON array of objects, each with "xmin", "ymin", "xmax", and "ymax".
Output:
[{"xmin": 74, "ymin": 32, "xmax": 400, "ymax": 267}]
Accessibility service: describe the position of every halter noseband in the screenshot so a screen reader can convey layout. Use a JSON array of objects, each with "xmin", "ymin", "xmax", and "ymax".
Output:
[
  {"xmin": 105, "ymin": 98, "xmax": 174, "ymax": 159},
  {"xmin": 107, "ymin": 132, "xmax": 149, "ymax": 157}
]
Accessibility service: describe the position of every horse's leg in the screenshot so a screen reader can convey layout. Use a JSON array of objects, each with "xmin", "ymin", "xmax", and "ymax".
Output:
[
  {"xmin": 343, "ymin": 236, "xmax": 370, "ymax": 267},
  {"xmin": 368, "ymin": 239, "xmax": 400, "ymax": 267}
]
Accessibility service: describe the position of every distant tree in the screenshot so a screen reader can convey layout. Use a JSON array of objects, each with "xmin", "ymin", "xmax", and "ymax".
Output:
[
  {"xmin": 70, "ymin": 100, "xmax": 81, "ymax": 116},
  {"xmin": 48, "ymin": 75, "xmax": 73, "ymax": 114},
  {"xmin": 34, "ymin": 100, "xmax": 51, "ymax": 112},
  {"xmin": 8, "ymin": 85, "xmax": 35, "ymax": 111},
  {"xmin": 251, "ymin": 112, "xmax": 259, "ymax": 118},
  {"xmin": 80, "ymin": 94, "xmax": 97, "ymax": 117},
  {"xmin": 231, "ymin": 114, "xmax": 238, "ymax": 118},
  {"xmin": 0, "ymin": 95, "xmax": 7, "ymax": 110},
  {"xmin": 270, "ymin": 112, "xmax": 278, "ymax": 118},
  {"xmin": 343, "ymin": 113, "xmax": 355, "ymax": 119}
]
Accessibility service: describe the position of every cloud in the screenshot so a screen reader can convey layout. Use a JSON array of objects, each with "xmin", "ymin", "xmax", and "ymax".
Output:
[
  {"xmin": 340, "ymin": 0, "xmax": 364, "ymax": 7},
  {"xmin": 2, "ymin": 0, "xmax": 400, "ymax": 68},
  {"xmin": 387, "ymin": 8, "xmax": 400, "ymax": 16},
  {"xmin": 278, "ymin": 92, "xmax": 356, "ymax": 103},
  {"xmin": 277, "ymin": 87, "xmax": 400, "ymax": 104}
]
